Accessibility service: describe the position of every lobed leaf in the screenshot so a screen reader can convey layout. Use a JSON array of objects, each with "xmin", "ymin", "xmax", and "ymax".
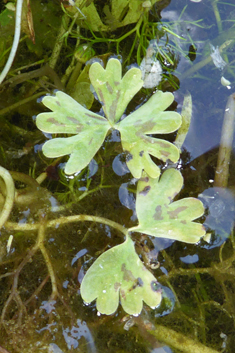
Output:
[
  {"xmin": 36, "ymin": 62, "xmax": 182, "ymax": 178},
  {"xmin": 80, "ymin": 235, "xmax": 162, "ymax": 315},
  {"xmin": 89, "ymin": 58, "xmax": 143, "ymax": 124},
  {"xmin": 36, "ymin": 91, "xmax": 110, "ymax": 175},
  {"xmin": 116, "ymin": 91, "xmax": 182, "ymax": 178},
  {"xmin": 129, "ymin": 169, "xmax": 205, "ymax": 243}
]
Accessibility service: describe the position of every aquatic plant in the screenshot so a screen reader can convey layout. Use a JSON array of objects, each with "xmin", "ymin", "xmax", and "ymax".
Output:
[
  {"xmin": 35, "ymin": 58, "xmax": 205, "ymax": 315},
  {"xmin": 2, "ymin": 1, "xmax": 234, "ymax": 351},
  {"xmin": 36, "ymin": 59, "xmax": 181, "ymax": 178}
]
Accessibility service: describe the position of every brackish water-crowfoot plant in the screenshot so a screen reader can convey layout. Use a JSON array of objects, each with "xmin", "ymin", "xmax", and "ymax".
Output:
[{"xmin": 36, "ymin": 58, "xmax": 205, "ymax": 315}]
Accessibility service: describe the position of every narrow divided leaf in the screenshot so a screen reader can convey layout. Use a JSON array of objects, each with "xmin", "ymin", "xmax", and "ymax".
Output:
[
  {"xmin": 80, "ymin": 235, "xmax": 162, "ymax": 315},
  {"xmin": 89, "ymin": 58, "xmax": 143, "ymax": 124},
  {"xmin": 116, "ymin": 91, "xmax": 182, "ymax": 178},
  {"xmin": 129, "ymin": 169, "xmax": 205, "ymax": 243}
]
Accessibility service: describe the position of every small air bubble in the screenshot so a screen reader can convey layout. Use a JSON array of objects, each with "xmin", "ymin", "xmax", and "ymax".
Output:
[
  {"xmin": 97, "ymin": 311, "xmax": 101, "ymax": 316},
  {"xmin": 103, "ymin": 290, "xmax": 106, "ymax": 293}
]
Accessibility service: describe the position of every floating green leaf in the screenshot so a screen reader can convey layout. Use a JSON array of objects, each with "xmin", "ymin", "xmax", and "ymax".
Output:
[
  {"xmin": 80, "ymin": 235, "xmax": 162, "ymax": 315},
  {"xmin": 36, "ymin": 91, "xmax": 110, "ymax": 175},
  {"xmin": 36, "ymin": 59, "xmax": 181, "ymax": 177},
  {"xmin": 116, "ymin": 91, "xmax": 181, "ymax": 178},
  {"xmin": 129, "ymin": 169, "xmax": 205, "ymax": 243},
  {"xmin": 89, "ymin": 59, "xmax": 143, "ymax": 124}
]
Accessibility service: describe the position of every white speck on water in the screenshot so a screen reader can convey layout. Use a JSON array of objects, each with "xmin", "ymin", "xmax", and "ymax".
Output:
[{"xmin": 221, "ymin": 76, "xmax": 231, "ymax": 87}]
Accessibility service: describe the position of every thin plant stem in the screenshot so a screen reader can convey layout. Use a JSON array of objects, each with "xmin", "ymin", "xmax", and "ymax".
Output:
[
  {"xmin": 149, "ymin": 324, "xmax": 220, "ymax": 353},
  {"xmin": 5, "ymin": 214, "xmax": 128, "ymax": 238},
  {"xmin": 0, "ymin": 166, "xmax": 15, "ymax": 229},
  {"xmin": 0, "ymin": 91, "xmax": 48, "ymax": 116},
  {"xmin": 49, "ymin": 14, "xmax": 71, "ymax": 69},
  {"xmin": 47, "ymin": 215, "xmax": 128, "ymax": 237},
  {"xmin": 36, "ymin": 222, "xmax": 59, "ymax": 299},
  {"xmin": 211, "ymin": 0, "xmax": 223, "ymax": 33},
  {"xmin": 214, "ymin": 93, "xmax": 235, "ymax": 187},
  {"xmin": 24, "ymin": 275, "xmax": 50, "ymax": 306},
  {"xmin": 2, "ymin": 64, "xmax": 64, "ymax": 90},
  {"xmin": 0, "ymin": 0, "xmax": 24, "ymax": 84},
  {"xmin": 54, "ymin": 184, "xmax": 117, "ymax": 212}
]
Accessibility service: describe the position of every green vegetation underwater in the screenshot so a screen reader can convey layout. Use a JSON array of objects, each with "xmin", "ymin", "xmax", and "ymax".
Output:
[{"xmin": 0, "ymin": 0, "xmax": 235, "ymax": 352}]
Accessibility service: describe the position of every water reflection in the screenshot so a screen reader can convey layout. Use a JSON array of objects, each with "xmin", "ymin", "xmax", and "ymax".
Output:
[
  {"xmin": 198, "ymin": 187, "xmax": 235, "ymax": 248},
  {"xmin": 62, "ymin": 319, "xmax": 96, "ymax": 352}
]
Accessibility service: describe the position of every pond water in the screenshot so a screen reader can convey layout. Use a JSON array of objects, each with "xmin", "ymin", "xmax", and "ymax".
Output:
[{"xmin": 0, "ymin": 0, "xmax": 235, "ymax": 352}]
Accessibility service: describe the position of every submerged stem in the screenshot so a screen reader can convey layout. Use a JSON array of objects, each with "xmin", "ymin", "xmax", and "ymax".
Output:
[
  {"xmin": 0, "ymin": 166, "xmax": 15, "ymax": 229},
  {"xmin": 6, "ymin": 215, "xmax": 128, "ymax": 237},
  {"xmin": 149, "ymin": 324, "xmax": 220, "ymax": 353},
  {"xmin": 36, "ymin": 221, "xmax": 59, "ymax": 299},
  {"xmin": 48, "ymin": 215, "xmax": 128, "ymax": 237}
]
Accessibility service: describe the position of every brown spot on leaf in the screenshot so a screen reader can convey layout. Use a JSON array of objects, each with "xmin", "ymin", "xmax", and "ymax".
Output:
[
  {"xmin": 106, "ymin": 82, "xmax": 113, "ymax": 94},
  {"xmin": 88, "ymin": 137, "xmax": 93, "ymax": 145},
  {"xmin": 157, "ymin": 141, "xmax": 170, "ymax": 148},
  {"xmin": 109, "ymin": 90, "xmax": 120, "ymax": 121},
  {"xmin": 153, "ymin": 205, "xmax": 164, "ymax": 220},
  {"xmin": 47, "ymin": 117, "xmax": 61, "ymax": 125},
  {"xmin": 168, "ymin": 206, "xmax": 187, "ymax": 219},
  {"xmin": 159, "ymin": 150, "xmax": 170, "ymax": 157},
  {"xmin": 114, "ymin": 282, "xmax": 121, "ymax": 292},
  {"xmin": 128, "ymin": 277, "xmax": 144, "ymax": 292},
  {"xmin": 114, "ymin": 81, "xmax": 119, "ymax": 86},
  {"xmin": 98, "ymin": 88, "xmax": 105, "ymax": 105},
  {"xmin": 121, "ymin": 263, "xmax": 135, "ymax": 282},
  {"xmin": 139, "ymin": 186, "xmax": 151, "ymax": 196},
  {"xmin": 134, "ymin": 119, "xmax": 156, "ymax": 134},
  {"xmin": 133, "ymin": 119, "xmax": 142, "ymax": 127},
  {"xmin": 120, "ymin": 289, "xmax": 126, "ymax": 300},
  {"xmin": 139, "ymin": 176, "xmax": 149, "ymax": 182},
  {"xmin": 85, "ymin": 112, "xmax": 105, "ymax": 121},
  {"xmin": 55, "ymin": 100, "xmax": 61, "ymax": 106},
  {"xmin": 180, "ymin": 220, "xmax": 186, "ymax": 224},
  {"xmin": 67, "ymin": 116, "xmax": 78, "ymax": 124}
]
